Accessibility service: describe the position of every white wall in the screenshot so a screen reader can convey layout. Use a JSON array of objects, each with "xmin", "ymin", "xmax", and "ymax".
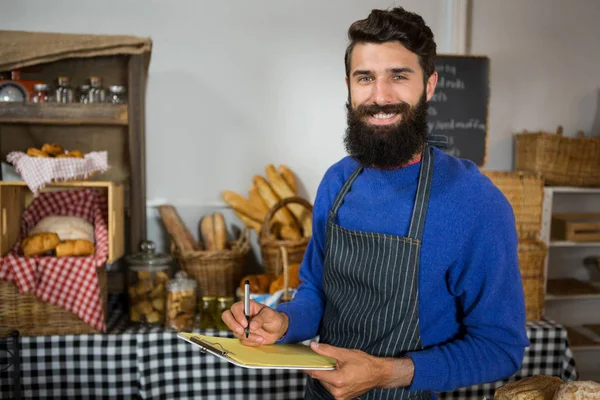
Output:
[
  {"xmin": 471, "ymin": 0, "xmax": 600, "ymax": 171},
  {"xmin": 0, "ymin": 0, "xmax": 450, "ymax": 250}
]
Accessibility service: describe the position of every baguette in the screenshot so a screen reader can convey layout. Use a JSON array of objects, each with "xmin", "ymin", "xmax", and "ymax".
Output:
[
  {"xmin": 200, "ymin": 214, "xmax": 216, "ymax": 251},
  {"xmin": 265, "ymin": 164, "xmax": 312, "ymax": 237},
  {"xmin": 222, "ymin": 190, "xmax": 267, "ymax": 223},
  {"xmin": 253, "ymin": 175, "xmax": 301, "ymax": 240},
  {"xmin": 279, "ymin": 165, "xmax": 297, "ymax": 194},
  {"xmin": 213, "ymin": 212, "xmax": 228, "ymax": 250},
  {"xmin": 158, "ymin": 205, "xmax": 201, "ymax": 252},
  {"xmin": 233, "ymin": 209, "xmax": 263, "ymax": 233},
  {"xmin": 248, "ymin": 184, "xmax": 269, "ymax": 213}
]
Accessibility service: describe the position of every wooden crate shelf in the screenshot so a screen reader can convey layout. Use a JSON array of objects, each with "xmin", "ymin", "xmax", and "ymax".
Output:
[{"xmin": 0, "ymin": 103, "xmax": 128, "ymax": 126}]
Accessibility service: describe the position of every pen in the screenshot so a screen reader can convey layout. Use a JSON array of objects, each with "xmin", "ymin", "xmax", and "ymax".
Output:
[{"xmin": 244, "ymin": 279, "xmax": 250, "ymax": 338}]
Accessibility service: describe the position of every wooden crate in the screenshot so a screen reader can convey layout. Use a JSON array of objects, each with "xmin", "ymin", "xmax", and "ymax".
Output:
[
  {"xmin": 0, "ymin": 180, "xmax": 124, "ymax": 263},
  {"xmin": 551, "ymin": 213, "xmax": 600, "ymax": 242}
]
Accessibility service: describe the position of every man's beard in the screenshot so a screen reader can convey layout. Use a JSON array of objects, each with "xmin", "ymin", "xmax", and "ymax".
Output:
[{"xmin": 344, "ymin": 92, "xmax": 429, "ymax": 169}]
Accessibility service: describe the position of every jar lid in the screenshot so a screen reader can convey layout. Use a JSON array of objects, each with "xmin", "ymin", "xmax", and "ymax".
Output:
[
  {"xmin": 166, "ymin": 271, "xmax": 196, "ymax": 291},
  {"xmin": 217, "ymin": 297, "xmax": 235, "ymax": 302},
  {"xmin": 202, "ymin": 296, "xmax": 217, "ymax": 301},
  {"xmin": 108, "ymin": 85, "xmax": 126, "ymax": 94},
  {"xmin": 126, "ymin": 240, "xmax": 172, "ymax": 266},
  {"xmin": 33, "ymin": 83, "xmax": 48, "ymax": 91}
]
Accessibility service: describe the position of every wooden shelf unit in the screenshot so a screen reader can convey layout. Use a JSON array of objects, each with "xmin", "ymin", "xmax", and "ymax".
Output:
[{"xmin": 0, "ymin": 103, "xmax": 128, "ymax": 126}]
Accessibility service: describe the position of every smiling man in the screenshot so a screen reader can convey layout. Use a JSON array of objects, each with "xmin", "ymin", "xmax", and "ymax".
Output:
[{"xmin": 222, "ymin": 7, "xmax": 529, "ymax": 400}]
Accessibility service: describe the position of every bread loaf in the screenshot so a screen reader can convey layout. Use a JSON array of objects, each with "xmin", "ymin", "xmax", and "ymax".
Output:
[
  {"xmin": 213, "ymin": 212, "xmax": 228, "ymax": 250},
  {"xmin": 21, "ymin": 232, "xmax": 61, "ymax": 257},
  {"xmin": 29, "ymin": 215, "xmax": 94, "ymax": 243},
  {"xmin": 158, "ymin": 205, "xmax": 200, "ymax": 252},
  {"xmin": 55, "ymin": 239, "xmax": 95, "ymax": 257},
  {"xmin": 554, "ymin": 381, "xmax": 600, "ymax": 399},
  {"xmin": 495, "ymin": 376, "xmax": 563, "ymax": 400},
  {"xmin": 222, "ymin": 190, "xmax": 267, "ymax": 223},
  {"xmin": 200, "ymin": 214, "xmax": 215, "ymax": 251},
  {"xmin": 279, "ymin": 164, "xmax": 297, "ymax": 194}
]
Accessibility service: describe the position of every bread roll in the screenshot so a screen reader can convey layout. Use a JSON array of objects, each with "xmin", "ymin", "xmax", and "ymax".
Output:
[
  {"xmin": 27, "ymin": 148, "xmax": 49, "ymax": 157},
  {"xmin": 41, "ymin": 143, "xmax": 64, "ymax": 156},
  {"xmin": 55, "ymin": 239, "xmax": 95, "ymax": 257},
  {"xmin": 29, "ymin": 215, "xmax": 94, "ymax": 243},
  {"xmin": 21, "ymin": 232, "xmax": 61, "ymax": 257},
  {"xmin": 495, "ymin": 376, "xmax": 563, "ymax": 400},
  {"xmin": 554, "ymin": 381, "xmax": 600, "ymax": 399}
]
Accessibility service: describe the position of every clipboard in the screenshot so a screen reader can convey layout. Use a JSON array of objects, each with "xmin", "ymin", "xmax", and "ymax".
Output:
[{"xmin": 178, "ymin": 333, "xmax": 336, "ymax": 370}]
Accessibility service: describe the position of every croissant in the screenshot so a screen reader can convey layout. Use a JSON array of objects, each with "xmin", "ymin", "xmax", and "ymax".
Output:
[
  {"xmin": 27, "ymin": 148, "xmax": 49, "ymax": 158},
  {"xmin": 55, "ymin": 239, "xmax": 95, "ymax": 257},
  {"xmin": 41, "ymin": 143, "xmax": 64, "ymax": 156},
  {"xmin": 21, "ymin": 232, "xmax": 61, "ymax": 257}
]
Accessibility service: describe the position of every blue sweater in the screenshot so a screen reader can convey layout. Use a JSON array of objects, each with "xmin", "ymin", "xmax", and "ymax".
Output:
[{"xmin": 277, "ymin": 148, "xmax": 529, "ymax": 393}]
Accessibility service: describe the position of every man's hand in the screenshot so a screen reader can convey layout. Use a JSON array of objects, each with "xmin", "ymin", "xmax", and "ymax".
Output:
[
  {"xmin": 221, "ymin": 300, "xmax": 289, "ymax": 346},
  {"xmin": 306, "ymin": 342, "xmax": 415, "ymax": 400}
]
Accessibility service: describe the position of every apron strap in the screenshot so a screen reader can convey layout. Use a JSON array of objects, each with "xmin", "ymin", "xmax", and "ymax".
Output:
[
  {"xmin": 427, "ymin": 134, "xmax": 449, "ymax": 149},
  {"xmin": 407, "ymin": 145, "xmax": 434, "ymax": 241},
  {"xmin": 328, "ymin": 165, "xmax": 363, "ymax": 221}
]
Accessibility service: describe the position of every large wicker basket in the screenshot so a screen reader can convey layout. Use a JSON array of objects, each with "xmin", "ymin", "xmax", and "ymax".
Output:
[
  {"xmin": 0, "ymin": 265, "xmax": 107, "ymax": 336},
  {"xmin": 518, "ymin": 239, "xmax": 547, "ymax": 321},
  {"xmin": 260, "ymin": 197, "xmax": 313, "ymax": 276},
  {"xmin": 515, "ymin": 126, "xmax": 600, "ymax": 187},
  {"xmin": 174, "ymin": 231, "xmax": 250, "ymax": 298},
  {"xmin": 484, "ymin": 171, "xmax": 544, "ymax": 240}
]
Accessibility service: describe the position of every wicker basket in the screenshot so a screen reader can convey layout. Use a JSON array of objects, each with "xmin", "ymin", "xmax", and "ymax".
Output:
[
  {"xmin": 515, "ymin": 126, "xmax": 600, "ymax": 187},
  {"xmin": 484, "ymin": 171, "xmax": 544, "ymax": 240},
  {"xmin": 0, "ymin": 265, "xmax": 107, "ymax": 336},
  {"xmin": 518, "ymin": 239, "xmax": 547, "ymax": 321},
  {"xmin": 174, "ymin": 231, "xmax": 250, "ymax": 298},
  {"xmin": 260, "ymin": 197, "xmax": 313, "ymax": 276}
]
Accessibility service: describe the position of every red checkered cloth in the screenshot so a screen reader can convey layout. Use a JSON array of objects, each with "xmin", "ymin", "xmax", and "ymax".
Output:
[
  {"xmin": 0, "ymin": 189, "xmax": 109, "ymax": 332},
  {"xmin": 7, "ymin": 151, "xmax": 109, "ymax": 195}
]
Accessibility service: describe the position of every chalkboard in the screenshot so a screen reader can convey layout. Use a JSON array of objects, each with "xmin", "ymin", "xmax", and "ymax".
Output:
[{"xmin": 427, "ymin": 55, "xmax": 490, "ymax": 166}]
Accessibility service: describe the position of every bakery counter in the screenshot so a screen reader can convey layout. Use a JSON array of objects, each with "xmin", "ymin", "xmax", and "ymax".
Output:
[{"xmin": 0, "ymin": 296, "xmax": 578, "ymax": 399}]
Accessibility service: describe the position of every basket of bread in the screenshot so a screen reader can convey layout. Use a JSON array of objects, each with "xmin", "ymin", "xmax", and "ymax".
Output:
[
  {"xmin": 495, "ymin": 375, "xmax": 600, "ymax": 399},
  {"xmin": 221, "ymin": 164, "xmax": 313, "ymax": 276},
  {"xmin": 0, "ymin": 188, "xmax": 109, "ymax": 336},
  {"xmin": 159, "ymin": 206, "xmax": 250, "ymax": 298},
  {"xmin": 7, "ymin": 143, "xmax": 109, "ymax": 195}
]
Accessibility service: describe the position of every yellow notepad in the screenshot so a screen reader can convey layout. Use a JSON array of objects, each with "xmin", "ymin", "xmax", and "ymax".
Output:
[{"xmin": 178, "ymin": 333, "xmax": 336, "ymax": 370}]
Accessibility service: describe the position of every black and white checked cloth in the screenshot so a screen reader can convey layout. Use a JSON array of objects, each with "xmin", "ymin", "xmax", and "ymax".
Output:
[{"xmin": 0, "ymin": 297, "xmax": 578, "ymax": 400}]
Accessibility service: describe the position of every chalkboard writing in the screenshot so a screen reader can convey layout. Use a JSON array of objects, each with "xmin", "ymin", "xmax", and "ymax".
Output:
[{"xmin": 427, "ymin": 55, "xmax": 489, "ymax": 166}]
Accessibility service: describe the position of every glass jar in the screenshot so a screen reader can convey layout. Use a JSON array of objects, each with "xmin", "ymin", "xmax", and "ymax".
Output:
[
  {"xmin": 55, "ymin": 76, "xmax": 74, "ymax": 103},
  {"xmin": 106, "ymin": 85, "xmax": 127, "ymax": 104},
  {"xmin": 88, "ymin": 76, "xmax": 105, "ymax": 103},
  {"xmin": 214, "ymin": 297, "xmax": 235, "ymax": 331},
  {"xmin": 32, "ymin": 83, "xmax": 49, "ymax": 103},
  {"xmin": 78, "ymin": 85, "xmax": 91, "ymax": 104},
  {"xmin": 125, "ymin": 240, "xmax": 173, "ymax": 325},
  {"xmin": 166, "ymin": 271, "xmax": 197, "ymax": 331},
  {"xmin": 199, "ymin": 296, "xmax": 217, "ymax": 329}
]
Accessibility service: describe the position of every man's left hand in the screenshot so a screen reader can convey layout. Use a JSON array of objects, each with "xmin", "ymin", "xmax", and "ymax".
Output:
[{"xmin": 304, "ymin": 342, "xmax": 412, "ymax": 400}]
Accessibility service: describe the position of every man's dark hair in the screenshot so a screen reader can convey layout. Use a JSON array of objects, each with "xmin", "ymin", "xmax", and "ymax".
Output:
[{"xmin": 344, "ymin": 7, "xmax": 437, "ymax": 82}]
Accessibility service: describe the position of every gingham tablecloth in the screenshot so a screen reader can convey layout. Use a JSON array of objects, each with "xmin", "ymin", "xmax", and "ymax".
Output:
[{"xmin": 0, "ymin": 297, "xmax": 578, "ymax": 399}]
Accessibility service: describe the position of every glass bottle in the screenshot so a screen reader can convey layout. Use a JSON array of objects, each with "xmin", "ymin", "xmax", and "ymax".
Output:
[
  {"xmin": 79, "ymin": 85, "xmax": 91, "ymax": 104},
  {"xmin": 106, "ymin": 85, "xmax": 127, "ymax": 104},
  {"xmin": 31, "ymin": 83, "xmax": 49, "ymax": 103},
  {"xmin": 166, "ymin": 271, "xmax": 197, "ymax": 331},
  {"xmin": 55, "ymin": 76, "xmax": 74, "ymax": 103},
  {"xmin": 199, "ymin": 296, "xmax": 217, "ymax": 329},
  {"xmin": 88, "ymin": 76, "xmax": 105, "ymax": 103},
  {"xmin": 214, "ymin": 297, "xmax": 235, "ymax": 331}
]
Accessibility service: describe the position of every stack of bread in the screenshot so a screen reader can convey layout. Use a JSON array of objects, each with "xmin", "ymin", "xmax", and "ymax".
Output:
[
  {"xmin": 222, "ymin": 164, "xmax": 312, "ymax": 240},
  {"xmin": 21, "ymin": 215, "xmax": 95, "ymax": 257},
  {"xmin": 27, "ymin": 143, "xmax": 85, "ymax": 159},
  {"xmin": 495, "ymin": 376, "xmax": 600, "ymax": 399}
]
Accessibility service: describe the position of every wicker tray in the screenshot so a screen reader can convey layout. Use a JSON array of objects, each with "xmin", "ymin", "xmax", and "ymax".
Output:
[
  {"xmin": 0, "ymin": 265, "xmax": 107, "ymax": 336},
  {"xmin": 515, "ymin": 126, "xmax": 600, "ymax": 187},
  {"xmin": 518, "ymin": 240, "xmax": 547, "ymax": 321}
]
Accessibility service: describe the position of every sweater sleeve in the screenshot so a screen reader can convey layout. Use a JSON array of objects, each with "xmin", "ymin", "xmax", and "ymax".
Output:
[
  {"xmin": 407, "ymin": 189, "xmax": 530, "ymax": 391},
  {"xmin": 275, "ymin": 170, "xmax": 335, "ymax": 344}
]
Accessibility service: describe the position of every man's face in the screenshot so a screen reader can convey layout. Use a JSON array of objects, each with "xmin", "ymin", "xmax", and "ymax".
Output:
[{"xmin": 344, "ymin": 41, "xmax": 438, "ymax": 168}]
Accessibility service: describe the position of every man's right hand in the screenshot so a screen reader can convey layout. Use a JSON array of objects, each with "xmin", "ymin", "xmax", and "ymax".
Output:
[{"xmin": 221, "ymin": 300, "xmax": 289, "ymax": 346}]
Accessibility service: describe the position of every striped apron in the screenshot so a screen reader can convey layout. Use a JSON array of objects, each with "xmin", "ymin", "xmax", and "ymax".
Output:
[{"xmin": 305, "ymin": 145, "xmax": 435, "ymax": 400}]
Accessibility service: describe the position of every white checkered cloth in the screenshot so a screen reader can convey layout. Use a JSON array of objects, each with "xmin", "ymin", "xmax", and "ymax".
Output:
[
  {"xmin": 6, "ymin": 151, "xmax": 108, "ymax": 195},
  {"xmin": 0, "ymin": 189, "xmax": 109, "ymax": 332},
  {"xmin": 0, "ymin": 300, "xmax": 578, "ymax": 400}
]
